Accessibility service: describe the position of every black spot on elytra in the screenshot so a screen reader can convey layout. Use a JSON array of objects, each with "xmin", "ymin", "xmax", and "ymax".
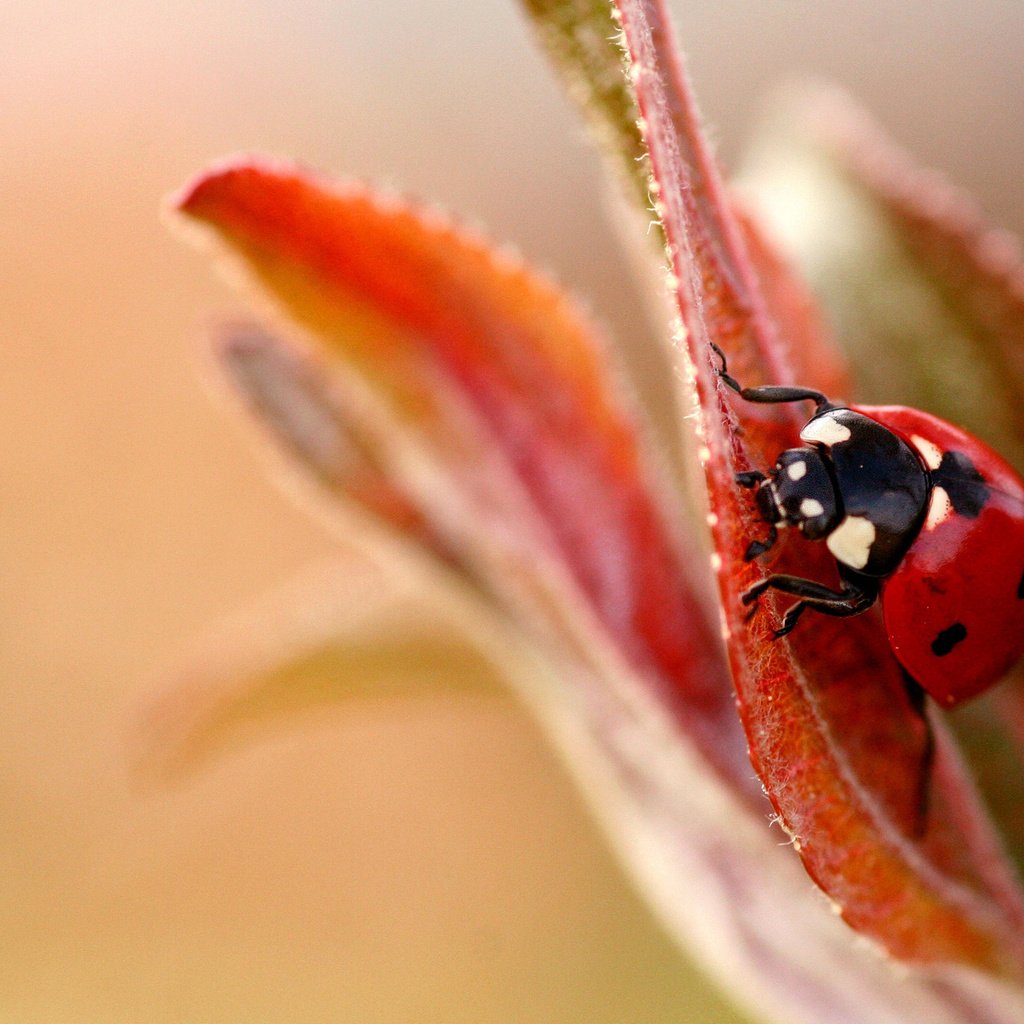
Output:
[
  {"xmin": 1018, "ymin": 569, "xmax": 1024, "ymax": 600},
  {"xmin": 931, "ymin": 622, "xmax": 968, "ymax": 657},
  {"xmin": 931, "ymin": 450, "xmax": 989, "ymax": 517}
]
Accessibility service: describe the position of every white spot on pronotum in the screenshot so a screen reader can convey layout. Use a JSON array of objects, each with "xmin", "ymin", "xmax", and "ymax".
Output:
[
  {"xmin": 924, "ymin": 486, "xmax": 955, "ymax": 531},
  {"xmin": 911, "ymin": 434, "xmax": 944, "ymax": 471},
  {"xmin": 786, "ymin": 459, "xmax": 807, "ymax": 481},
  {"xmin": 710, "ymin": 552, "xmax": 723, "ymax": 572},
  {"xmin": 799, "ymin": 497, "xmax": 825, "ymax": 519},
  {"xmin": 800, "ymin": 415, "xmax": 852, "ymax": 447},
  {"xmin": 826, "ymin": 515, "xmax": 877, "ymax": 570}
]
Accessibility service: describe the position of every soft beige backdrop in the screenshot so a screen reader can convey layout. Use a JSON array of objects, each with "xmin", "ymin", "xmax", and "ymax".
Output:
[{"xmin": 3, "ymin": 3, "xmax": 1022, "ymax": 1021}]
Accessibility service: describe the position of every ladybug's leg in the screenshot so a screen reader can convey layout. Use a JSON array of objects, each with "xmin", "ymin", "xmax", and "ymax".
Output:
[
  {"xmin": 901, "ymin": 673, "xmax": 935, "ymax": 838},
  {"xmin": 736, "ymin": 470, "xmax": 766, "ymax": 488},
  {"xmin": 742, "ymin": 574, "xmax": 877, "ymax": 639},
  {"xmin": 712, "ymin": 343, "xmax": 831, "ymax": 411},
  {"xmin": 729, "ymin": 383, "xmax": 832, "ymax": 411},
  {"xmin": 773, "ymin": 589, "xmax": 876, "ymax": 638},
  {"xmin": 734, "ymin": 470, "xmax": 779, "ymax": 557},
  {"xmin": 744, "ymin": 526, "xmax": 778, "ymax": 561},
  {"xmin": 742, "ymin": 574, "xmax": 874, "ymax": 607}
]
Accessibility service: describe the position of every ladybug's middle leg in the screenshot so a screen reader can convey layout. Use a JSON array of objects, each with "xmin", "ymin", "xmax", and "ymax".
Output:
[
  {"xmin": 901, "ymin": 673, "xmax": 935, "ymax": 837},
  {"xmin": 743, "ymin": 574, "xmax": 878, "ymax": 639}
]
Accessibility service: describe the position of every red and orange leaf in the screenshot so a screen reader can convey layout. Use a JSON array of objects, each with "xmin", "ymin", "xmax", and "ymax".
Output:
[
  {"xmin": 175, "ymin": 160, "xmax": 753, "ymax": 791},
  {"xmin": 616, "ymin": 0, "xmax": 1024, "ymax": 974}
]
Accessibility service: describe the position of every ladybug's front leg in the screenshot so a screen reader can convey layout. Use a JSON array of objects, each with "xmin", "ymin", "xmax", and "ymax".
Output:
[
  {"xmin": 734, "ymin": 470, "xmax": 779, "ymax": 558},
  {"xmin": 743, "ymin": 573, "xmax": 878, "ymax": 639},
  {"xmin": 712, "ymin": 343, "xmax": 831, "ymax": 411}
]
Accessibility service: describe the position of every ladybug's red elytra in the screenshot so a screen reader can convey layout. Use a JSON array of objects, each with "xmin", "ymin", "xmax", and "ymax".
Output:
[{"xmin": 717, "ymin": 354, "xmax": 1024, "ymax": 708}]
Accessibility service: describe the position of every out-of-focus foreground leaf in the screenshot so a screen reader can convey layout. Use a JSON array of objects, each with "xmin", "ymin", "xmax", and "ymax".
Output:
[{"xmin": 174, "ymin": 159, "xmax": 751, "ymax": 790}]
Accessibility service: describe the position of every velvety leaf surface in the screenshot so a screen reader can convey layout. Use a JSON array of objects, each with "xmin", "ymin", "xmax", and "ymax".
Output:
[
  {"xmin": 175, "ymin": 161, "xmax": 753, "ymax": 791},
  {"xmin": 615, "ymin": 0, "xmax": 1024, "ymax": 975},
  {"xmin": 739, "ymin": 88, "xmax": 1024, "ymax": 867}
]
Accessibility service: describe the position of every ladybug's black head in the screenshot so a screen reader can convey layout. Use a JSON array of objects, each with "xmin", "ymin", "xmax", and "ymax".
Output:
[{"xmin": 759, "ymin": 448, "xmax": 841, "ymax": 540}]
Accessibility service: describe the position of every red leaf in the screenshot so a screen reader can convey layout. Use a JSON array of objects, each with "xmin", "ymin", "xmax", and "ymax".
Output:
[
  {"xmin": 175, "ymin": 159, "xmax": 753, "ymax": 790},
  {"xmin": 616, "ymin": 0, "xmax": 1024, "ymax": 973}
]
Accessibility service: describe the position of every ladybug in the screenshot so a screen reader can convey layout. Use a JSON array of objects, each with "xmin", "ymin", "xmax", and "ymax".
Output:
[{"xmin": 717, "ymin": 355, "xmax": 1024, "ymax": 707}]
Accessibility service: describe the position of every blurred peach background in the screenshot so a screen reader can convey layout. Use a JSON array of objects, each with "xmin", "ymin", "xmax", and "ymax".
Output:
[{"xmin": 3, "ymin": 2, "xmax": 1022, "ymax": 1021}]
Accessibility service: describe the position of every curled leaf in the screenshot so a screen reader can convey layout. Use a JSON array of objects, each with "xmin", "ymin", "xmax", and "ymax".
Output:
[{"xmin": 166, "ymin": 4, "xmax": 1024, "ymax": 1017}]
